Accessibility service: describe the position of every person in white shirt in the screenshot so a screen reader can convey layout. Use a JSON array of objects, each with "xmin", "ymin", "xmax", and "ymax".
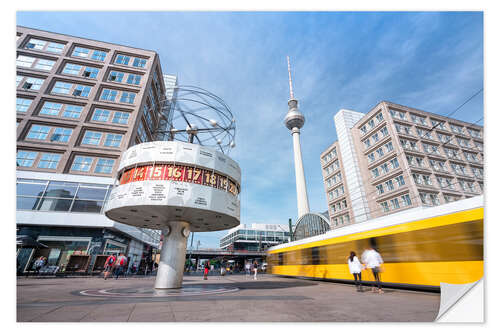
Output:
[
  {"xmin": 361, "ymin": 241, "xmax": 384, "ymax": 294},
  {"xmin": 347, "ymin": 251, "xmax": 363, "ymax": 292}
]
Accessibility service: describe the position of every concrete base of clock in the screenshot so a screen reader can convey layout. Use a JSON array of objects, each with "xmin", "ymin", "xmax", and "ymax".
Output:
[{"xmin": 154, "ymin": 221, "xmax": 190, "ymax": 289}]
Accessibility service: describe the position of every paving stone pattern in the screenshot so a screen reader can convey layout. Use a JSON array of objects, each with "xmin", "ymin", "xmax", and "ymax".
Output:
[{"xmin": 17, "ymin": 274, "xmax": 440, "ymax": 322}]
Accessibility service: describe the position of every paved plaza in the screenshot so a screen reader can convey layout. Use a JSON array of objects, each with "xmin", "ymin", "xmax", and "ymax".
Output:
[{"xmin": 17, "ymin": 273, "xmax": 440, "ymax": 322}]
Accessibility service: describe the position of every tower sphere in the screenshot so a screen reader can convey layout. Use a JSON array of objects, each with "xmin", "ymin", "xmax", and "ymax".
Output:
[{"xmin": 284, "ymin": 99, "xmax": 305, "ymax": 130}]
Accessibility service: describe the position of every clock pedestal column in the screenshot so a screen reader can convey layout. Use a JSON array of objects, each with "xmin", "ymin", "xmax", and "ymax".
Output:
[{"xmin": 154, "ymin": 221, "xmax": 190, "ymax": 289}]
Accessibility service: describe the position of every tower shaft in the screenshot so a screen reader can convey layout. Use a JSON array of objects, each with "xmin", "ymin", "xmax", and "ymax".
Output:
[{"xmin": 291, "ymin": 127, "xmax": 310, "ymax": 217}]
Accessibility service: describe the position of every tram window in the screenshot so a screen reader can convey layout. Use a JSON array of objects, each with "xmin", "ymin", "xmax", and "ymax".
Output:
[
  {"xmin": 311, "ymin": 247, "xmax": 320, "ymax": 265},
  {"xmin": 299, "ymin": 249, "xmax": 309, "ymax": 265},
  {"xmin": 285, "ymin": 250, "xmax": 299, "ymax": 265},
  {"xmin": 278, "ymin": 253, "xmax": 283, "ymax": 266}
]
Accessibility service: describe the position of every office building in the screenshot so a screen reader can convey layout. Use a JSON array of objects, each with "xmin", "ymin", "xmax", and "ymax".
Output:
[
  {"xmin": 16, "ymin": 26, "xmax": 172, "ymax": 273},
  {"xmin": 321, "ymin": 101, "xmax": 483, "ymax": 229}
]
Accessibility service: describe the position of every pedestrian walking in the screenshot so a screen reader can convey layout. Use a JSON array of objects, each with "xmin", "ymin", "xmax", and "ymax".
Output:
[
  {"xmin": 203, "ymin": 261, "xmax": 210, "ymax": 280},
  {"xmin": 245, "ymin": 261, "xmax": 251, "ymax": 277},
  {"xmin": 253, "ymin": 261, "xmax": 258, "ymax": 280},
  {"xmin": 114, "ymin": 253, "xmax": 128, "ymax": 279},
  {"xmin": 33, "ymin": 256, "xmax": 44, "ymax": 275},
  {"xmin": 103, "ymin": 253, "xmax": 116, "ymax": 280},
  {"xmin": 347, "ymin": 251, "xmax": 363, "ymax": 292},
  {"xmin": 361, "ymin": 240, "xmax": 384, "ymax": 294}
]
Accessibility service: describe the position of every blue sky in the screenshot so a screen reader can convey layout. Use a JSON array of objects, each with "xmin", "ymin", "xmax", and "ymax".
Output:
[{"xmin": 16, "ymin": 12, "xmax": 483, "ymax": 248}]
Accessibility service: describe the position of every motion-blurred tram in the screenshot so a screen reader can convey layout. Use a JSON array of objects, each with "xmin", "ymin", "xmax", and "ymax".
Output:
[{"xmin": 267, "ymin": 196, "xmax": 483, "ymax": 291}]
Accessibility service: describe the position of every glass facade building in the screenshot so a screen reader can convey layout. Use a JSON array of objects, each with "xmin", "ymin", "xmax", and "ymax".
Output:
[{"xmin": 220, "ymin": 224, "xmax": 291, "ymax": 251}]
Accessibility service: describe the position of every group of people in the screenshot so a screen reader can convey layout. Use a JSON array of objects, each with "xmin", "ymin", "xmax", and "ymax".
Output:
[
  {"xmin": 245, "ymin": 261, "xmax": 259, "ymax": 280},
  {"xmin": 347, "ymin": 244, "xmax": 384, "ymax": 293},
  {"xmin": 103, "ymin": 252, "xmax": 128, "ymax": 280},
  {"xmin": 201, "ymin": 260, "xmax": 259, "ymax": 280}
]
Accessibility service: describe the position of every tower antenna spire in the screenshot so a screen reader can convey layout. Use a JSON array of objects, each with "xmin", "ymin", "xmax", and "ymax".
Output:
[{"xmin": 287, "ymin": 56, "xmax": 294, "ymax": 100}]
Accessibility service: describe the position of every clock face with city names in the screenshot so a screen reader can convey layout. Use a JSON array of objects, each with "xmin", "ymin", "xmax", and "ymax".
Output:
[{"xmin": 119, "ymin": 164, "xmax": 240, "ymax": 197}]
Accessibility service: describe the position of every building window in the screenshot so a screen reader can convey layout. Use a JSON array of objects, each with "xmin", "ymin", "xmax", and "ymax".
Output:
[
  {"xmin": 137, "ymin": 122, "xmax": 148, "ymax": 142},
  {"xmin": 40, "ymin": 102, "xmax": 63, "ymax": 116},
  {"xmin": 16, "ymin": 150, "xmax": 37, "ymax": 167},
  {"xmin": 132, "ymin": 57, "xmax": 147, "ymax": 68},
  {"xmin": 401, "ymin": 194, "xmax": 412, "ymax": 206},
  {"xmin": 108, "ymin": 71, "xmax": 124, "ymax": 83},
  {"xmin": 101, "ymin": 89, "xmax": 118, "ymax": 102},
  {"xmin": 431, "ymin": 119, "xmax": 447, "ymax": 131},
  {"xmin": 73, "ymin": 85, "xmax": 91, "ymax": 97},
  {"xmin": 25, "ymin": 38, "xmax": 46, "ymax": 50},
  {"xmin": 371, "ymin": 168, "xmax": 379, "ymax": 178},
  {"xmin": 468, "ymin": 128, "xmax": 481, "ymax": 139},
  {"xmin": 37, "ymin": 153, "xmax": 61, "ymax": 169},
  {"xmin": 72, "ymin": 47, "xmax": 90, "ymax": 58},
  {"xmin": 62, "ymin": 105, "xmax": 83, "ymax": 119},
  {"xmin": 385, "ymin": 179, "xmax": 394, "ymax": 191},
  {"xmin": 385, "ymin": 141, "xmax": 394, "ymax": 152},
  {"xmin": 390, "ymin": 198, "xmax": 400, "ymax": 209},
  {"xmin": 472, "ymin": 167, "xmax": 483, "ymax": 178},
  {"xmin": 380, "ymin": 163, "xmax": 389, "ymax": 173},
  {"xmin": 34, "ymin": 59, "xmax": 55, "ymax": 71},
  {"xmin": 92, "ymin": 109, "xmax": 111, "ymax": 122},
  {"xmin": 430, "ymin": 193, "xmax": 440, "ymax": 205},
  {"xmin": 376, "ymin": 112, "xmax": 384, "ymax": 122},
  {"xmin": 450, "ymin": 124, "xmax": 464, "ymax": 135},
  {"xmin": 52, "ymin": 81, "xmax": 72, "ymax": 94},
  {"xmin": 115, "ymin": 54, "xmax": 130, "ymax": 65},
  {"xmin": 71, "ymin": 156, "xmax": 94, "ymax": 172},
  {"xmin": 376, "ymin": 184, "xmax": 384, "ymax": 195},
  {"xmin": 16, "ymin": 55, "xmax": 35, "ymax": 68},
  {"xmin": 83, "ymin": 67, "xmax": 99, "ymax": 79},
  {"xmin": 91, "ymin": 50, "xmax": 107, "ymax": 61},
  {"xmin": 16, "ymin": 98, "xmax": 32, "ymax": 113},
  {"xmin": 412, "ymin": 173, "xmax": 423, "ymax": 185},
  {"xmin": 22, "ymin": 77, "xmax": 44, "ymax": 91},
  {"xmin": 47, "ymin": 42, "xmax": 65, "ymax": 54},
  {"xmin": 26, "ymin": 125, "xmax": 50, "ymax": 140},
  {"xmin": 444, "ymin": 148, "xmax": 461, "ymax": 160},
  {"xmin": 82, "ymin": 131, "xmax": 102, "ymax": 145},
  {"xmin": 367, "ymin": 152, "xmax": 375, "ymax": 163},
  {"xmin": 395, "ymin": 175, "xmax": 405, "ymax": 187},
  {"xmin": 437, "ymin": 132, "xmax": 451, "ymax": 144},
  {"xmin": 376, "ymin": 148, "xmax": 384, "ymax": 158},
  {"xmin": 423, "ymin": 175, "xmax": 432, "ymax": 186},
  {"xmin": 380, "ymin": 126, "xmax": 388, "ymax": 137},
  {"xmin": 120, "ymin": 92, "xmax": 136, "ymax": 104},
  {"xmin": 127, "ymin": 74, "xmax": 142, "ymax": 85},
  {"xmin": 364, "ymin": 138, "xmax": 371, "ymax": 149},
  {"xmin": 380, "ymin": 202, "xmax": 389, "ymax": 212},
  {"xmin": 50, "ymin": 128, "xmax": 72, "ymax": 143},
  {"xmin": 104, "ymin": 133, "xmax": 123, "ymax": 147},
  {"xmin": 95, "ymin": 158, "xmax": 115, "ymax": 174},
  {"xmin": 112, "ymin": 112, "xmax": 130, "ymax": 124}
]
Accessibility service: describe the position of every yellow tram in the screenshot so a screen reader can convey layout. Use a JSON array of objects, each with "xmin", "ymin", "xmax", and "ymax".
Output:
[{"xmin": 267, "ymin": 197, "xmax": 483, "ymax": 290}]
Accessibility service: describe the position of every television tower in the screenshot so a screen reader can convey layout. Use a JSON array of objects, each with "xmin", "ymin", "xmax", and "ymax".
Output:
[{"xmin": 284, "ymin": 56, "xmax": 310, "ymax": 218}]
